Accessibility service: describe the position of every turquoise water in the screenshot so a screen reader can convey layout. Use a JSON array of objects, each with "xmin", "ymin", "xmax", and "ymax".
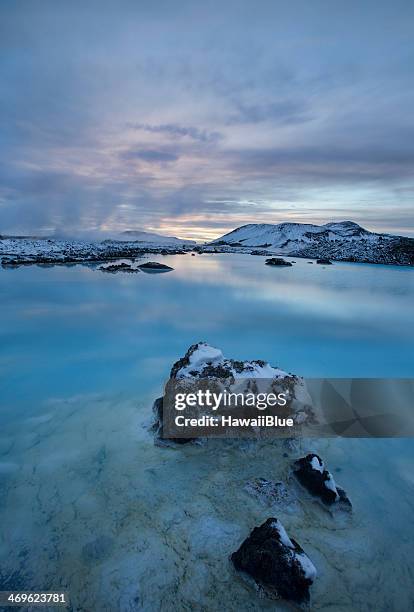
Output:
[
  {"xmin": 0, "ymin": 254, "xmax": 413, "ymax": 611},
  {"xmin": 1, "ymin": 254, "xmax": 413, "ymax": 419}
]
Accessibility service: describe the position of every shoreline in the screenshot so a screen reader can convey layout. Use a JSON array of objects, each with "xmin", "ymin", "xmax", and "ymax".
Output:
[{"xmin": 1, "ymin": 243, "xmax": 414, "ymax": 268}]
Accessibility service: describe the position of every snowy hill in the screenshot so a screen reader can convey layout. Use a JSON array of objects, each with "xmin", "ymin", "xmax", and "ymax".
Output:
[
  {"xmin": 0, "ymin": 230, "xmax": 195, "ymax": 267},
  {"xmin": 210, "ymin": 221, "xmax": 414, "ymax": 265}
]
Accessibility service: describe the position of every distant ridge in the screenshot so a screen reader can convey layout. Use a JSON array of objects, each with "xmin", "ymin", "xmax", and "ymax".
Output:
[
  {"xmin": 210, "ymin": 221, "xmax": 414, "ymax": 265},
  {"xmin": 118, "ymin": 230, "xmax": 195, "ymax": 245},
  {"xmin": 0, "ymin": 229, "xmax": 195, "ymax": 247}
]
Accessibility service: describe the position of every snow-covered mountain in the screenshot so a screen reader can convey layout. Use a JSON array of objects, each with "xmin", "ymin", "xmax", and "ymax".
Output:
[{"xmin": 210, "ymin": 221, "xmax": 414, "ymax": 265}]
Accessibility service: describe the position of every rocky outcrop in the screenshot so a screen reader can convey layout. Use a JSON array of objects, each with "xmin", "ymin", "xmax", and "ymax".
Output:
[
  {"xmin": 293, "ymin": 454, "xmax": 351, "ymax": 509},
  {"xmin": 316, "ymin": 258, "xmax": 332, "ymax": 265},
  {"xmin": 265, "ymin": 257, "xmax": 293, "ymax": 267},
  {"xmin": 98, "ymin": 260, "xmax": 140, "ymax": 272},
  {"xmin": 231, "ymin": 517, "xmax": 316, "ymax": 605}
]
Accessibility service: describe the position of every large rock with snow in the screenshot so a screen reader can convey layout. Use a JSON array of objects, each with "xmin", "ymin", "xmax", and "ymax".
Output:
[
  {"xmin": 293, "ymin": 454, "xmax": 351, "ymax": 509},
  {"xmin": 231, "ymin": 517, "xmax": 316, "ymax": 605},
  {"xmin": 152, "ymin": 342, "xmax": 316, "ymax": 444}
]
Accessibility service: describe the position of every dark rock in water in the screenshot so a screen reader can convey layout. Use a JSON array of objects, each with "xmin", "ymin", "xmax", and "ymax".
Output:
[
  {"xmin": 98, "ymin": 261, "xmax": 139, "ymax": 273},
  {"xmin": 307, "ymin": 261, "xmax": 313, "ymax": 264},
  {"xmin": 138, "ymin": 261, "xmax": 173, "ymax": 271},
  {"xmin": 293, "ymin": 454, "xmax": 351, "ymax": 508},
  {"xmin": 316, "ymin": 258, "xmax": 332, "ymax": 265},
  {"xmin": 265, "ymin": 257, "xmax": 292, "ymax": 267},
  {"xmin": 151, "ymin": 397, "xmax": 194, "ymax": 444},
  {"xmin": 231, "ymin": 517, "xmax": 317, "ymax": 605}
]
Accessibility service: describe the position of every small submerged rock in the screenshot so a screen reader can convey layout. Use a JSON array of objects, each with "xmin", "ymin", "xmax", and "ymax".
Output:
[
  {"xmin": 244, "ymin": 478, "xmax": 298, "ymax": 510},
  {"xmin": 265, "ymin": 257, "xmax": 293, "ymax": 267},
  {"xmin": 231, "ymin": 517, "xmax": 317, "ymax": 606},
  {"xmin": 138, "ymin": 261, "xmax": 174, "ymax": 272},
  {"xmin": 316, "ymin": 258, "xmax": 332, "ymax": 265},
  {"xmin": 293, "ymin": 453, "xmax": 351, "ymax": 509}
]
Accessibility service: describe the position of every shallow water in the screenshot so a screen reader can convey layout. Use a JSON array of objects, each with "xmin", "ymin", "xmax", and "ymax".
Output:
[{"xmin": 0, "ymin": 254, "xmax": 413, "ymax": 611}]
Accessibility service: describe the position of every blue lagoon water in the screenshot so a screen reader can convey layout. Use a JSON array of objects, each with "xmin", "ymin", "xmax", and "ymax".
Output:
[{"xmin": 0, "ymin": 254, "xmax": 413, "ymax": 610}]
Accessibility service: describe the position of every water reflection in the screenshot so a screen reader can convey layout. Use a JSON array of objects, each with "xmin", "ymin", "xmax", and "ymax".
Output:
[{"xmin": 0, "ymin": 254, "xmax": 413, "ymax": 422}]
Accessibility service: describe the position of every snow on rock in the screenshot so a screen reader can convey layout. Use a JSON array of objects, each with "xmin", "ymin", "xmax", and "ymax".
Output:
[
  {"xmin": 270, "ymin": 518, "xmax": 294, "ymax": 548},
  {"xmin": 296, "ymin": 553, "xmax": 318, "ymax": 582},
  {"xmin": 170, "ymin": 342, "xmax": 288, "ymax": 380},
  {"xmin": 180, "ymin": 343, "xmax": 224, "ymax": 376},
  {"xmin": 310, "ymin": 455, "xmax": 324, "ymax": 473},
  {"xmin": 293, "ymin": 453, "xmax": 351, "ymax": 509},
  {"xmin": 209, "ymin": 221, "xmax": 414, "ymax": 266},
  {"xmin": 231, "ymin": 517, "xmax": 317, "ymax": 605}
]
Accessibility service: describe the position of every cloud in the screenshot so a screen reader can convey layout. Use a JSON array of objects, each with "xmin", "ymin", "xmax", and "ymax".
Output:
[
  {"xmin": 226, "ymin": 99, "xmax": 312, "ymax": 125},
  {"xmin": 0, "ymin": 0, "xmax": 413, "ymax": 239},
  {"xmin": 120, "ymin": 148, "xmax": 180, "ymax": 163},
  {"xmin": 128, "ymin": 122, "xmax": 222, "ymax": 143}
]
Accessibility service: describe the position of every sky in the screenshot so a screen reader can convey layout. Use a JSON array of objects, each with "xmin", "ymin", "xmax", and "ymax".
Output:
[{"xmin": 1, "ymin": 0, "xmax": 414, "ymax": 240}]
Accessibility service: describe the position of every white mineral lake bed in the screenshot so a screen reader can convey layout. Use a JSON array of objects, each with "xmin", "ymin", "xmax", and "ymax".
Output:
[{"xmin": 0, "ymin": 253, "xmax": 413, "ymax": 611}]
